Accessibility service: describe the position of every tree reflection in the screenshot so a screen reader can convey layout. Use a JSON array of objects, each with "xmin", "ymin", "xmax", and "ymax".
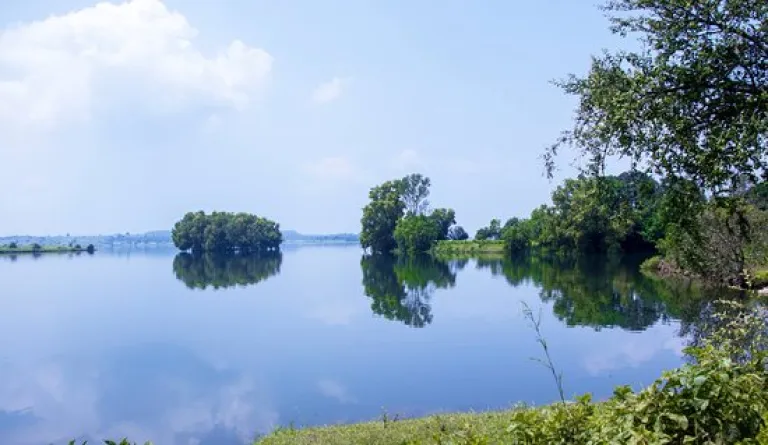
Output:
[
  {"xmin": 172, "ymin": 252, "xmax": 282, "ymax": 290},
  {"xmin": 360, "ymin": 255, "xmax": 457, "ymax": 328},
  {"xmin": 476, "ymin": 254, "xmax": 710, "ymax": 331}
]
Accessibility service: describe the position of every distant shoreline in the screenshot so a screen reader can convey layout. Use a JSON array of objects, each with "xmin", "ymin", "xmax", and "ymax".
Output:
[{"xmin": 0, "ymin": 245, "xmax": 95, "ymax": 254}]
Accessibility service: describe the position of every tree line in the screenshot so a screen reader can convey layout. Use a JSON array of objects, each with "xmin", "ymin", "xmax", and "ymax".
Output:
[{"xmin": 172, "ymin": 211, "xmax": 282, "ymax": 253}]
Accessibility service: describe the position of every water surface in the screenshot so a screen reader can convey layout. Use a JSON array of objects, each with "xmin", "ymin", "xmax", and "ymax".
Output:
[{"xmin": 0, "ymin": 246, "xmax": 706, "ymax": 444}]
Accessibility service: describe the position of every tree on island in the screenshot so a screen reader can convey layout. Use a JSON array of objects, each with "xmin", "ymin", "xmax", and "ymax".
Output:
[
  {"xmin": 360, "ymin": 174, "xmax": 462, "ymax": 254},
  {"xmin": 172, "ymin": 211, "xmax": 282, "ymax": 253}
]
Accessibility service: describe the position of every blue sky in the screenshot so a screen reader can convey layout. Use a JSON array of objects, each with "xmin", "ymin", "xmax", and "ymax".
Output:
[{"xmin": 0, "ymin": 0, "xmax": 628, "ymax": 235}]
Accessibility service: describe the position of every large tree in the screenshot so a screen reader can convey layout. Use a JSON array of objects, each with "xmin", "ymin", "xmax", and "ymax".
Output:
[
  {"xmin": 549, "ymin": 0, "xmax": 767, "ymax": 283},
  {"xmin": 549, "ymin": 0, "xmax": 766, "ymax": 194},
  {"xmin": 401, "ymin": 173, "xmax": 431, "ymax": 215},
  {"xmin": 360, "ymin": 180, "xmax": 407, "ymax": 253}
]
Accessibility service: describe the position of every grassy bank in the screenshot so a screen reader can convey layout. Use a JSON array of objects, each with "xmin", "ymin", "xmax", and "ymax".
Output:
[
  {"xmin": 0, "ymin": 245, "xmax": 95, "ymax": 254},
  {"xmin": 431, "ymin": 240, "xmax": 506, "ymax": 256},
  {"xmin": 258, "ymin": 303, "xmax": 768, "ymax": 445}
]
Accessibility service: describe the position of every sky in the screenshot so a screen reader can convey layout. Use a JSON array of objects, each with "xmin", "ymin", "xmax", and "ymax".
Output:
[{"xmin": 0, "ymin": 0, "xmax": 630, "ymax": 235}]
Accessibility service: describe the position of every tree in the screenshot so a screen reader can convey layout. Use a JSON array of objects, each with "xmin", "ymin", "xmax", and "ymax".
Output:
[
  {"xmin": 428, "ymin": 208, "xmax": 456, "ymax": 240},
  {"xmin": 475, "ymin": 219, "xmax": 501, "ymax": 240},
  {"xmin": 401, "ymin": 173, "xmax": 431, "ymax": 215},
  {"xmin": 8, "ymin": 242, "xmax": 17, "ymax": 249},
  {"xmin": 86, "ymin": 244, "xmax": 95, "ymax": 254},
  {"xmin": 360, "ymin": 180, "xmax": 406, "ymax": 253},
  {"xmin": 448, "ymin": 226, "xmax": 469, "ymax": 241},
  {"xmin": 31, "ymin": 243, "xmax": 41, "ymax": 251},
  {"xmin": 394, "ymin": 215, "xmax": 441, "ymax": 254},
  {"xmin": 549, "ymin": 0, "xmax": 767, "ymax": 196},
  {"xmin": 548, "ymin": 0, "xmax": 768, "ymax": 280},
  {"xmin": 171, "ymin": 211, "xmax": 282, "ymax": 253}
]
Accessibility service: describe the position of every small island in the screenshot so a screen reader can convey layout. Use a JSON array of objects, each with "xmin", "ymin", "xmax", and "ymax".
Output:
[
  {"xmin": 172, "ymin": 211, "xmax": 282, "ymax": 253},
  {"xmin": 0, "ymin": 242, "xmax": 95, "ymax": 254}
]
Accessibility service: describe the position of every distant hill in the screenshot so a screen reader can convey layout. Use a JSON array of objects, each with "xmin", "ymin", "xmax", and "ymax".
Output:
[
  {"xmin": 282, "ymin": 230, "xmax": 359, "ymax": 244},
  {"xmin": 0, "ymin": 229, "xmax": 359, "ymax": 247}
]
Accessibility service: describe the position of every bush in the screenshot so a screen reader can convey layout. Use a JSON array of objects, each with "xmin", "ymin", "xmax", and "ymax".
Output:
[{"xmin": 86, "ymin": 244, "xmax": 95, "ymax": 254}]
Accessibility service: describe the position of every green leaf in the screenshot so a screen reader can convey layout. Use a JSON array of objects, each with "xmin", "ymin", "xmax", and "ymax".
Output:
[{"xmin": 666, "ymin": 413, "xmax": 689, "ymax": 430}]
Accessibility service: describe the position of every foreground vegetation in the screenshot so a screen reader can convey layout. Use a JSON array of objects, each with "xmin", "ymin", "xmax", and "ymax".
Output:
[{"xmin": 258, "ymin": 302, "xmax": 767, "ymax": 445}]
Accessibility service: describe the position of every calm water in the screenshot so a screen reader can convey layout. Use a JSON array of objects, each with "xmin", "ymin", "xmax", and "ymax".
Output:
[{"xmin": 0, "ymin": 246, "xmax": 709, "ymax": 444}]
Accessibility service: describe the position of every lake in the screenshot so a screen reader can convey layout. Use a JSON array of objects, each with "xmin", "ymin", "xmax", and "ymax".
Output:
[{"xmin": 0, "ymin": 246, "xmax": 709, "ymax": 445}]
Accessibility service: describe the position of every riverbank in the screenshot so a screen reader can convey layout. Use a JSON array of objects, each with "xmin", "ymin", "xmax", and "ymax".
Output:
[
  {"xmin": 0, "ymin": 245, "xmax": 95, "ymax": 254},
  {"xmin": 640, "ymin": 255, "xmax": 768, "ymax": 294},
  {"xmin": 431, "ymin": 240, "xmax": 506, "ymax": 255},
  {"xmin": 256, "ymin": 349, "xmax": 768, "ymax": 444}
]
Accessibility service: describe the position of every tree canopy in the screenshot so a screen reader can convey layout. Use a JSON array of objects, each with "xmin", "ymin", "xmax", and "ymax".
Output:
[
  {"xmin": 172, "ymin": 211, "xmax": 282, "ymax": 253},
  {"xmin": 487, "ymin": 171, "xmax": 663, "ymax": 254},
  {"xmin": 548, "ymin": 0, "xmax": 767, "ymax": 198},
  {"xmin": 360, "ymin": 174, "xmax": 462, "ymax": 254},
  {"xmin": 546, "ymin": 0, "xmax": 767, "ymax": 285}
]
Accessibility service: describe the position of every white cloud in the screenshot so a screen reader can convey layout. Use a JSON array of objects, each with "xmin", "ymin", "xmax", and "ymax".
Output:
[
  {"xmin": 317, "ymin": 379, "xmax": 356, "ymax": 404},
  {"xmin": 0, "ymin": 0, "xmax": 273, "ymax": 128},
  {"xmin": 582, "ymin": 327, "xmax": 684, "ymax": 376},
  {"xmin": 311, "ymin": 77, "xmax": 346, "ymax": 104},
  {"xmin": 303, "ymin": 156, "xmax": 366, "ymax": 182}
]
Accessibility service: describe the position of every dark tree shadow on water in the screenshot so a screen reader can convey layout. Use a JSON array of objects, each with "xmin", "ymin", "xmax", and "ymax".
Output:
[
  {"xmin": 172, "ymin": 252, "xmax": 282, "ymax": 290},
  {"xmin": 360, "ymin": 254, "xmax": 457, "ymax": 328}
]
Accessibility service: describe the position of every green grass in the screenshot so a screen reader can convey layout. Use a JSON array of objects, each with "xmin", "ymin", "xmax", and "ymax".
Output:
[
  {"xmin": 753, "ymin": 268, "xmax": 768, "ymax": 289},
  {"xmin": 0, "ymin": 245, "xmax": 94, "ymax": 254},
  {"xmin": 431, "ymin": 240, "xmax": 506, "ymax": 256},
  {"xmin": 255, "ymin": 409, "xmax": 535, "ymax": 445}
]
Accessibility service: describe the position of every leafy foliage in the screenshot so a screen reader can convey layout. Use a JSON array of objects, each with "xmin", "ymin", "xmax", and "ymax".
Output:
[
  {"xmin": 493, "ymin": 171, "xmax": 663, "ymax": 254},
  {"xmin": 171, "ymin": 211, "xmax": 282, "ymax": 253},
  {"xmin": 360, "ymin": 179, "xmax": 407, "ymax": 253},
  {"xmin": 361, "ymin": 175, "xmax": 462, "ymax": 254},
  {"xmin": 475, "ymin": 219, "xmax": 501, "ymax": 241},
  {"xmin": 548, "ymin": 0, "xmax": 767, "ymax": 197},
  {"xmin": 546, "ymin": 0, "xmax": 768, "ymax": 284},
  {"xmin": 394, "ymin": 215, "xmax": 442, "ymax": 254},
  {"xmin": 401, "ymin": 173, "xmax": 431, "ymax": 215}
]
